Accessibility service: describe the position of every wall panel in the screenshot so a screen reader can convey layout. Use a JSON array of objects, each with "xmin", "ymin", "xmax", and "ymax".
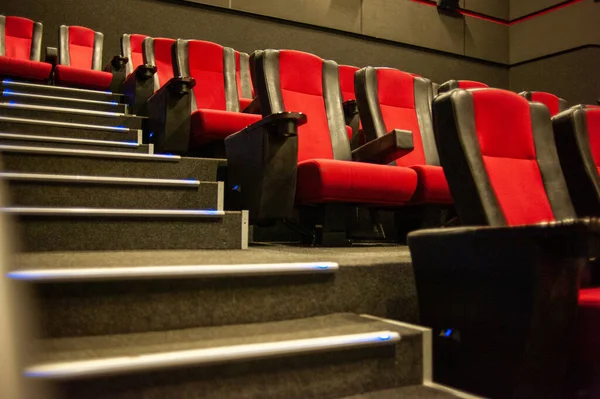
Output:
[
  {"xmin": 464, "ymin": 0, "xmax": 509, "ymax": 20},
  {"xmin": 361, "ymin": 0, "xmax": 465, "ymax": 55},
  {"xmin": 509, "ymin": 47, "xmax": 600, "ymax": 105},
  {"xmin": 510, "ymin": 0, "xmax": 564, "ymax": 20},
  {"xmin": 510, "ymin": 0, "xmax": 600, "ymax": 64},
  {"xmin": 464, "ymin": 17, "xmax": 509, "ymax": 64},
  {"xmin": 230, "ymin": 0, "xmax": 361, "ymax": 33}
]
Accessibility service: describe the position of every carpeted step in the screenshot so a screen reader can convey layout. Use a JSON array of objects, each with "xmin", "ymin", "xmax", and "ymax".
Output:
[
  {"xmin": 0, "ymin": 115, "xmax": 141, "ymax": 142},
  {"xmin": 10, "ymin": 245, "xmax": 417, "ymax": 338},
  {"xmin": 2, "ymin": 172, "xmax": 222, "ymax": 210},
  {"xmin": 24, "ymin": 313, "xmax": 424, "ymax": 399},
  {"xmin": 1, "ymin": 79, "xmax": 123, "ymax": 102},
  {"xmin": 1, "ymin": 89, "xmax": 128, "ymax": 113},
  {"xmin": 0, "ymin": 145, "xmax": 225, "ymax": 181},
  {"xmin": 0, "ymin": 103, "xmax": 144, "ymax": 129},
  {"xmin": 6, "ymin": 207, "xmax": 247, "ymax": 252},
  {"xmin": 0, "ymin": 133, "xmax": 150, "ymax": 153},
  {"xmin": 340, "ymin": 384, "xmax": 479, "ymax": 398}
]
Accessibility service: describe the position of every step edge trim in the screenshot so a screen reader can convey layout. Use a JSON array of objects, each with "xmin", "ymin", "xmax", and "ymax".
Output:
[
  {"xmin": 1, "ymin": 207, "xmax": 224, "ymax": 217},
  {"xmin": 0, "ymin": 145, "xmax": 180, "ymax": 161},
  {"xmin": 1, "ymin": 79, "xmax": 121, "ymax": 97},
  {"xmin": 2, "ymin": 90, "xmax": 123, "ymax": 106},
  {"xmin": 8, "ymin": 261, "xmax": 340, "ymax": 282},
  {"xmin": 24, "ymin": 330, "xmax": 399, "ymax": 380},
  {"xmin": 0, "ymin": 133, "xmax": 139, "ymax": 147},
  {"xmin": 0, "ymin": 115, "xmax": 137, "ymax": 132},
  {"xmin": 0, "ymin": 172, "xmax": 201, "ymax": 187}
]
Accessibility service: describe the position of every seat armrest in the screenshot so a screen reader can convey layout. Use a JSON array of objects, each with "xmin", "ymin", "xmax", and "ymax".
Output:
[
  {"xmin": 241, "ymin": 112, "xmax": 307, "ymax": 136},
  {"xmin": 148, "ymin": 77, "xmax": 196, "ymax": 104},
  {"xmin": 104, "ymin": 55, "xmax": 129, "ymax": 73},
  {"xmin": 45, "ymin": 47, "xmax": 58, "ymax": 67},
  {"xmin": 134, "ymin": 64, "xmax": 157, "ymax": 80},
  {"xmin": 343, "ymin": 99, "xmax": 357, "ymax": 117},
  {"xmin": 242, "ymin": 96, "xmax": 261, "ymax": 114},
  {"xmin": 352, "ymin": 129, "xmax": 413, "ymax": 163}
]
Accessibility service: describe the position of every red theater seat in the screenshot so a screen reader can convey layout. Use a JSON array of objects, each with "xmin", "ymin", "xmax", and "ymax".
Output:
[
  {"xmin": 142, "ymin": 37, "xmax": 175, "ymax": 92},
  {"xmin": 408, "ymin": 88, "xmax": 600, "ymax": 397},
  {"xmin": 355, "ymin": 67, "xmax": 451, "ymax": 204},
  {"xmin": 553, "ymin": 106, "xmax": 600, "ymax": 217},
  {"xmin": 437, "ymin": 79, "xmax": 489, "ymax": 94},
  {"xmin": 147, "ymin": 39, "xmax": 260, "ymax": 154},
  {"xmin": 54, "ymin": 25, "xmax": 113, "ymax": 90},
  {"xmin": 0, "ymin": 15, "xmax": 52, "ymax": 81},
  {"xmin": 520, "ymin": 90, "xmax": 568, "ymax": 117},
  {"xmin": 121, "ymin": 33, "xmax": 148, "ymax": 78}
]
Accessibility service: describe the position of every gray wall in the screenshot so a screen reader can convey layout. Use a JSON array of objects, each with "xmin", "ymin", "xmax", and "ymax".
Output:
[
  {"xmin": 1, "ymin": 0, "xmax": 509, "ymax": 87},
  {"xmin": 510, "ymin": 46, "xmax": 600, "ymax": 105}
]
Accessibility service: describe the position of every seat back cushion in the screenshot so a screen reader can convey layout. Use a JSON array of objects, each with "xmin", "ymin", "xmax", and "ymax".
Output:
[
  {"xmin": 339, "ymin": 65, "xmax": 359, "ymax": 102},
  {"xmin": 2, "ymin": 16, "xmax": 35, "ymax": 60},
  {"xmin": 184, "ymin": 40, "xmax": 229, "ymax": 111},
  {"xmin": 150, "ymin": 38, "xmax": 175, "ymax": 89},
  {"xmin": 376, "ymin": 68, "xmax": 427, "ymax": 166},
  {"xmin": 279, "ymin": 50, "xmax": 336, "ymax": 162},
  {"xmin": 123, "ymin": 33, "xmax": 147, "ymax": 76},
  {"xmin": 65, "ymin": 26, "xmax": 95, "ymax": 69},
  {"xmin": 531, "ymin": 91, "xmax": 561, "ymax": 117},
  {"xmin": 472, "ymin": 90, "xmax": 555, "ymax": 226},
  {"xmin": 458, "ymin": 80, "xmax": 489, "ymax": 90}
]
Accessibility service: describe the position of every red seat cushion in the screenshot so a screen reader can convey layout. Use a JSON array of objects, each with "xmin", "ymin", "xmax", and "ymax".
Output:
[
  {"xmin": 239, "ymin": 97, "xmax": 253, "ymax": 110},
  {"xmin": 190, "ymin": 108, "xmax": 261, "ymax": 146},
  {"xmin": 54, "ymin": 65, "xmax": 113, "ymax": 90},
  {"xmin": 409, "ymin": 165, "xmax": 452, "ymax": 204},
  {"xmin": 296, "ymin": 158, "xmax": 418, "ymax": 205},
  {"xmin": 458, "ymin": 80, "xmax": 489, "ymax": 90},
  {"xmin": 0, "ymin": 56, "xmax": 52, "ymax": 81},
  {"xmin": 530, "ymin": 92, "xmax": 560, "ymax": 117}
]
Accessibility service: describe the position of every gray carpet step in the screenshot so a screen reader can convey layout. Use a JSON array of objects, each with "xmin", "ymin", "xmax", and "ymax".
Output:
[
  {"xmin": 0, "ymin": 133, "xmax": 150, "ymax": 153},
  {"xmin": 0, "ymin": 115, "xmax": 141, "ymax": 142},
  {"xmin": 0, "ymin": 104, "xmax": 144, "ymax": 129},
  {"xmin": 340, "ymin": 384, "xmax": 478, "ymax": 398},
  {"xmin": 7, "ymin": 208, "xmax": 247, "ymax": 252},
  {"xmin": 1, "ymin": 79, "xmax": 123, "ymax": 102},
  {"xmin": 25, "ymin": 313, "xmax": 424, "ymax": 399},
  {"xmin": 0, "ymin": 145, "xmax": 225, "ymax": 181},
  {"xmin": 2, "ymin": 172, "xmax": 222, "ymax": 210},
  {"xmin": 11, "ymin": 245, "xmax": 416, "ymax": 338},
  {"xmin": 1, "ymin": 90, "xmax": 128, "ymax": 113}
]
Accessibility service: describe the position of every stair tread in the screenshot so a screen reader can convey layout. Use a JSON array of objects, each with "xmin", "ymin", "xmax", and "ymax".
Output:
[
  {"xmin": 0, "ymin": 102, "xmax": 145, "ymax": 119},
  {"xmin": 31, "ymin": 313, "xmax": 418, "ymax": 364},
  {"xmin": 340, "ymin": 385, "xmax": 473, "ymax": 399},
  {"xmin": 13, "ymin": 245, "xmax": 412, "ymax": 272}
]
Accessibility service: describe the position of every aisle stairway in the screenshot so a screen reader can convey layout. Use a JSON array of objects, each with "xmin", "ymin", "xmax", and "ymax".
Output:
[{"xmin": 0, "ymin": 79, "xmax": 477, "ymax": 398}]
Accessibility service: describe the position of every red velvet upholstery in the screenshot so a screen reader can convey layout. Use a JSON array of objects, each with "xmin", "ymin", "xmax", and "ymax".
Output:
[
  {"xmin": 127, "ymin": 34, "xmax": 147, "ymax": 75},
  {"xmin": 409, "ymin": 165, "xmax": 451, "ymax": 203},
  {"xmin": 296, "ymin": 159, "xmax": 417, "ymax": 205},
  {"xmin": 0, "ymin": 16, "xmax": 51, "ymax": 81},
  {"xmin": 458, "ymin": 80, "xmax": 489, "ymax": 90},
  {"xmin": 190, "ymin": 109, "xmax": 260, "ymax": 146},
  {"xmin": 0, "ymin": 55, "xmax": 51, "ymax": 81},
  {"xmin": 152, "ymin": 38, "xmax": 176, "ymax": 90},
  {"xmin": 339, "ymin": 65, "xmax": 359, "ymax": 102},
  {"xmin": 239, "ymin": 97, "xmax": 253, "ymax": 110},
  {"xmin": 54, "ymin": 65, "xmax": 112, "ymax": 90},
  {"xmin": 4, "ymin": 16, "xmax": 33, "ymax": 60},
  {"xmin": 67, "ymin": 26, "xmax": 95, "ymax": 70},
  {"xmin": 530, "ymin": 92, "xmax": 561, "ymax": 116},
  {"xmin": 472, "ymin": 89, "xmax": 555, "ymax": 226}
]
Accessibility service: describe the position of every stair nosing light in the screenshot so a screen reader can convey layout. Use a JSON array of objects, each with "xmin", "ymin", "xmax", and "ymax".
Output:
[
  {"xmin": 1, "ymin": 79, "xmax": 120, "ymax": 97},
  {"xmin": 1, "ymin": 207, "xmax": 224, "ymax": 217},
  {"xmin": 24, "ymin": 330, "xmax": 400, "ymax": 380},
  {"xmin": 0, "ymin": 145, "xmax": 180, "ymax": 161},
  {"xmin": 0, "ymin": 102, "xmax": 130, "ymax": 118},
  {"xmin": 7, "ymin": 262, "xmax": 340, "ymax": 281},
  {"xmin": 2, "ymin": 90, "xmax": 123, "ymax": 106},
  {"xmin": 0, "ymin": 132, "xmax": 138, "ymax": 147},
  {"xmin": 0, "ymin": 115, "xmax": 135, "ymax": 132},
  {"xmin": 0, "ymin": 172, "xmax": 201, "ymax": 187}
]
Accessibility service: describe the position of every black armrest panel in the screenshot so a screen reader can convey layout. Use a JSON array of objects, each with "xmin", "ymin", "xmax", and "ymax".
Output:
[
  {"xmin": 343, "ymin": 99, "xmax": 357, "ymax": 116},
  {"xmin": 148, "ymin": 77, "xmax": 196, "ymax": 103},
  {"xmin": 134, "ymin": 64, "xmax": 157, "ymax": 79},
  {"xmin": 45, "ymin": 47, "xmax": 57, "ymax": 67},
  {"xmin": 242, "ymin": 96, "xmax": 261, "ymax": 114},
  {"xmin": 104, "ymin": 55, "xmax": 129, "ymax": 72},
  {"xmin": 352, "ymin": 129, "xmax": 413, "ymax": 163}
]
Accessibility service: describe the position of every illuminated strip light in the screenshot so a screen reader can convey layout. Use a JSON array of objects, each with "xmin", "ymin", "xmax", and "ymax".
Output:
[
  {"xmin": 1, "ymin": 207, "xmax": 224, "ymax": 217},
  {"xmin": 8, "ymin": 262, "xmax": 340, "ymax": 282},
  {"xmin": 24, "ymin": 330, "xmax": 400, "ymax": 380}
]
